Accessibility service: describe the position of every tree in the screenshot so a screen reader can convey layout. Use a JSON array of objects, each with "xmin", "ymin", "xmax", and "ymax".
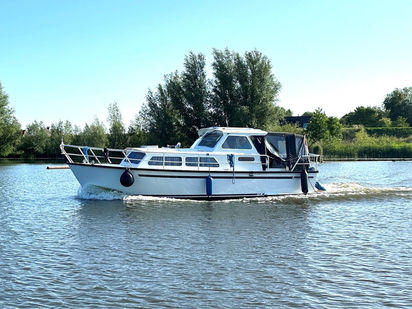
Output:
[
  {"xmin": 127, "ymin": 116, "xmax": 148, "ymax": 147},
  {"xmin": 383, "ymin": 87, "xmax": 412, "ymax": 126},
  {"xmin": 232, "ymin": 50, "xmax": 281, "ymax": 128},
  {"xmin": 78, "ymin": 118, "xmax": 108, "ymax": 147},
  {"xmin": 327, "ymin": 116, "xmax": 343, "ymax": 139},
  {"xmin": 0, "ymin": 82, "xmax": 21, "ymax": 156},
  {"xmin": 340, "ymin": 106, "xmax": 385, "ymax": 127},
  {"xmin": 139, "ymin": 49, "xmax": 282, "ymax": 145},
  {"xmin": 243, "ymin": 50, "xmax": 281, "ymax": 129},
  {"xmin": 210, "ymin": 48, "xmax": 238, "ymax": 126},
  {"xmin": 305, "ymin": 108, "xmax": 329, "ymax": 145},
  {"xmin": 210, "ymin": 49, "xmax": 282, "ymax": 129},
  {"xmin": 107, "ymin": 102, "xmax": 127, "ymax": 148},
  {"xmin": 20, "ymin": 121, "xmax": 49, "ymax": 156},
  {"xmin": 140, "ymin": 84, "xmax": 183, "ymax": 146},
  {"xmin": 391, "ymin": 116, "xmax": 409, "ymax": 127},
  {"xmin": 46, "ymin": 120, "xmax": 74, "ymax": 156},
  {"xmin": 140, "ymin": 55, "xmax": 210, "ymax": 146},
  {"xmin": 180, "ymin": 52, "xmax": 210, "ymax": 141}
]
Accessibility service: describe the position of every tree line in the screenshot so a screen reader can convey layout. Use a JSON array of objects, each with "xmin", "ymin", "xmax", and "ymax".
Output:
[
  {"xmin": 340, "ymin": 87, "xmax": 412, "ymax": 128},
  {"xmin": 138, "ymin": 49, "xmax": 288, "ymax": 146},
  {"xmin": 0, "ymin": 49, "xmax": 411, "ymax": 159}
]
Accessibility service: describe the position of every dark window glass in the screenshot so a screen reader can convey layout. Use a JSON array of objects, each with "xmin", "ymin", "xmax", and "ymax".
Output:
[
  {"xmin": 185, "ymin": 157, "xmax": 219, "ymax": 167},
  {"xmin": 295, "ymin": 137, "xmax": 307, "ymax": 156},
  {"xmin": 148, "ymin": 156, "xmax": 163, "ymax": 166},
  {"xmin": 222, "ymin": 136, "xmax": 252, "ymax": 149},
  {"xmin": 127, "ymin": 151, "xmax": 145, "ymax": 164},
  {"xmin": 198, "ymin": 131, "xmax": 223, "ymax": 148},
  {"xmin": 200, "ymin": 157, "xmax": 219, "ymax": 167},
  {"xmin": 165, "ymin": 156, "xmax": 182, "ymax": 166},
  {"xmin": 185, "ymin": 157, "xmax": 199, "ymax": 166},
  {"xmin": 266, "ymin": 135, "xmax": 287, "ymax": 158},
  {"xmin": 238, "ymin": 156, "xmax": 255, "ymax": 161}
]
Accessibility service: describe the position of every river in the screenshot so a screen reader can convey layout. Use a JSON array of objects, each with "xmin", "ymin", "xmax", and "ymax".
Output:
[{"xmin": 0, "ymin": 161, "xmax": 411, "ymax": 308}]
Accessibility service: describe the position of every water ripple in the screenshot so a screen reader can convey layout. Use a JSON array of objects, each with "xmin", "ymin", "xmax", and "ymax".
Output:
[{"xmin": 0, "ymin": 162, "xmax": 411, "ymax": 308}]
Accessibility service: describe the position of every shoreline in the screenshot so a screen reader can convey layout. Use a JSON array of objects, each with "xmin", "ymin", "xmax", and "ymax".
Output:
[
  {"xmin": 323, "ymin": 157, "xmax": 412, "ymax": 162},
  {"xmin": 1, "ymin": 157, "xmax": 411, "ymax": 164}
]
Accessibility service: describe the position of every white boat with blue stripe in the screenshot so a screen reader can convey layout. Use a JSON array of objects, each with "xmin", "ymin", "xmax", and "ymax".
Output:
[{"xmin": 61, "ymin": 127, "xmax": 322, "ymax": 199}]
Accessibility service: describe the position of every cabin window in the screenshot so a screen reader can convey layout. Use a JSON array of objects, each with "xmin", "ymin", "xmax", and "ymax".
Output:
[
  {"xmin": 295, "ymin": 137, "xmax": 308, "ymax": 156},
  {"xmin": 148, "ymin": 156, "xmax": 163, "ymax": 166},
  {"xmin": 238, "ymin": 156, "xmax": 255, "ymax": 162},
  {"xmin": 165, "ymin": 156, "xmax": 182, "ymax": 166},
  {"xmin": 198, "ymin": 131, "xmax": 223, "ymax": 148},
  {"xmin": 185, "ymin": 157, "xmax": 219, "ymax": 167},
  {"xmin": 265, "ymin": 135, "xmax": 287, "ymax": 158},
  {"xmin": 148, "ymin": 156, "xmax": 182, "ymax": 166},
  {"xmin": 127, "ymin": 151, "xmax": 145, "ymax": 164},
  {"xmin": 222, "ymin": 136, "xmax": 252, "ymax": 149}
]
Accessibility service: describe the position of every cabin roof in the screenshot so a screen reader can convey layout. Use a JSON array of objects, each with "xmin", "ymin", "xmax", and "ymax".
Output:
[{"xmin": 198, "ymin": 127, "xmax": 267, "ymax": 137}]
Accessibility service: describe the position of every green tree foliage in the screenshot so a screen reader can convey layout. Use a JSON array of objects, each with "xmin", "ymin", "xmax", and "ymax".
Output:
[
  {"xmin": 107, "ymin": 102, "xmax": 127, "ymax": 148},
  {"xmin": 140, "ymin": 52, "xmax": 211, "ymax": 146},
  {"xmin": 180, "ymin": 52, "xmax": 210, "ymax": 141},
  {"xmin": 391, "ymin": 116, "xmax": 409, "ymax": 127},
  {"xmin": 140, "ymin": 84, "xmax": 183, "ymax": 146},
  {"xmin": 305, "ymin": 109, "xmax": 329, "ymax": 145},
  {"xmin": 46, "ymin": 120, "xmax": 74, "ymax": 156},
  {"xmin": 327, "ymin": 117, "xmax": 343, "ymax": 139},
  {"xmin": 19, "ymin": 121, "xmax": 50, "ymax": 156},
  {"xmin": 240, "ymin": 50, "xmax": 281, "ymax": 129},
  {"xmin": 377, "ymin": 117, "xmax": 392, "ymax": 127},
  {"xmin": 340, "ymin": 106, "xmax": 385, "ymax": 127},
  {"xmin": 139, "ymin": 49, "xmax": 283, "ymax": 146},
  {"xmin": 78, "ymin": 118, "xmax": 108, "ymax": 147},
  {"xmin": 127, "ymin": 116, "xmax": 148, "ymax": 147},
  {"xmin": 383, "ymin": 87, "xmax": 412, "ymax": 126},
  {"xmin": 210, "ymin": 49, "xmax": 281, "ymax": 129},
  {"xmin": 210, "ymin": 49, "xmax": 238, "ymax": 126},
  {"xmin": 0, "ymin": 82, "xmax": 21, "ymax": 156},
  {"xmin": 305, "ymin": 109, "xmax": 343, "ymax": 144}
]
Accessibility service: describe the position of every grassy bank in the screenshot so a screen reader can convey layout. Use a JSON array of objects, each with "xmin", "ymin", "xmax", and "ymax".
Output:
[{"xmin": 317, "ymin": 132, "xmax": 412, "ymax": 160}]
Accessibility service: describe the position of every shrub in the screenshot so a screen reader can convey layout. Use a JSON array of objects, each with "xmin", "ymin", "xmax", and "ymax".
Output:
[
  {"xmin": 365, "ymin": 127, "xmax": 412, "ymax": 138},
  {"xmin": 311, "ymin": 144, "xmax": 323, "ymax": 156}
]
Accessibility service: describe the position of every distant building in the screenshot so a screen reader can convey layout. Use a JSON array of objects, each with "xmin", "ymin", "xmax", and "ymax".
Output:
[{"xmin": 283, "ymin": 116, "xmax": 312, "ymax": 129}]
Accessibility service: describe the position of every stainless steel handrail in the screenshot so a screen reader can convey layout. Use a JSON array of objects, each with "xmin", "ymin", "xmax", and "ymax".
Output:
[{"xmin": 61, "ymin": 142, "xmax": 319, "ymax": 171}]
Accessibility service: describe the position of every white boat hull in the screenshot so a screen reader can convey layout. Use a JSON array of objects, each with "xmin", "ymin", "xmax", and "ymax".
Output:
[{"xmin": 69, "ymin": 163, "xmax": 317, "ymax": 199}]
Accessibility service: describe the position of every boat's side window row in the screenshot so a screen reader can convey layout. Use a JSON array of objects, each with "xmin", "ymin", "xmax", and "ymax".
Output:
[
  {"xmin": 186, "ymin": 157, "xmax": 219, "ymax": 167},
  {"xmin": 147, "ymin": 156, "xmax": 220, "ymax": 167},
  {"xmin": 148, "ymin": 156, "xmax": 182, "ymax": 166}
]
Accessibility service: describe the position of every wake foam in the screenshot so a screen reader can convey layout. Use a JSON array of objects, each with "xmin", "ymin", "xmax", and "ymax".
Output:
[
  {"xmin": 77, "ymin": 185, "xmax": 126, "ymax": 200},
  {"xmin": 321, "ymin": 182, "xmax": 412, "ymax": 197},
  {"xmin": 76, "ymin": 183, "xmax": 412, "ymax": 203},
  {"xmin": 123, "ymin": 195, "xmax": 201, "ymax": 204}
]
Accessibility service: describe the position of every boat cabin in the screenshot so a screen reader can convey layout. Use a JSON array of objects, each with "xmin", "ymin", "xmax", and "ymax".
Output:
[{"xmin": 120, "ymin": 127, "xmax": 310, "ymax": 172}]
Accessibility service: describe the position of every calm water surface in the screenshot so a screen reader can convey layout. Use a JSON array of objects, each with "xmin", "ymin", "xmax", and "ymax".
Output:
[{"xmin": 0, "ymin": 161, "xmax": 411, "ymax": 308}]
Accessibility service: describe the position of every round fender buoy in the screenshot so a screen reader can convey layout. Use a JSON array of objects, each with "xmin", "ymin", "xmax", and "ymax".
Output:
[
  {"xmin": 301, "ymin": 169, "xmax": 308, "ymax": 195},
  {"xmin": 120, "ymin": 169, "xmax": 134, "ymax": 187},
  {"xmin": 206, "ymin": 175, "xmax": 213, "ymax": 196}
]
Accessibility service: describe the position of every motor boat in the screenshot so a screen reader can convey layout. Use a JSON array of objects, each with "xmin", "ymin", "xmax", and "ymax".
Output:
[{"xmin": 61, "ymin": 127, "xmax": 321, "ymax": 199}]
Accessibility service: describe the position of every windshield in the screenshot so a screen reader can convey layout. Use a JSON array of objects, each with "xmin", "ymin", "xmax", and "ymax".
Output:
[{"xmin": 198, "ymin": 131, "xmax": 223, "ymax": 148}]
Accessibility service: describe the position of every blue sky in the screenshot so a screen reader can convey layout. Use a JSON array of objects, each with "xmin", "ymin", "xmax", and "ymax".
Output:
[{"xmin": 1, "ymin": 0, "xmax": 411, "ymax": 128}]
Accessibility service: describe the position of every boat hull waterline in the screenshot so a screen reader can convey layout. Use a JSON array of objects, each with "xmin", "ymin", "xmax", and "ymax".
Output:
[{"xmin": 69, "ymin": 163, "xmax": 318, "ymax": 199}]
